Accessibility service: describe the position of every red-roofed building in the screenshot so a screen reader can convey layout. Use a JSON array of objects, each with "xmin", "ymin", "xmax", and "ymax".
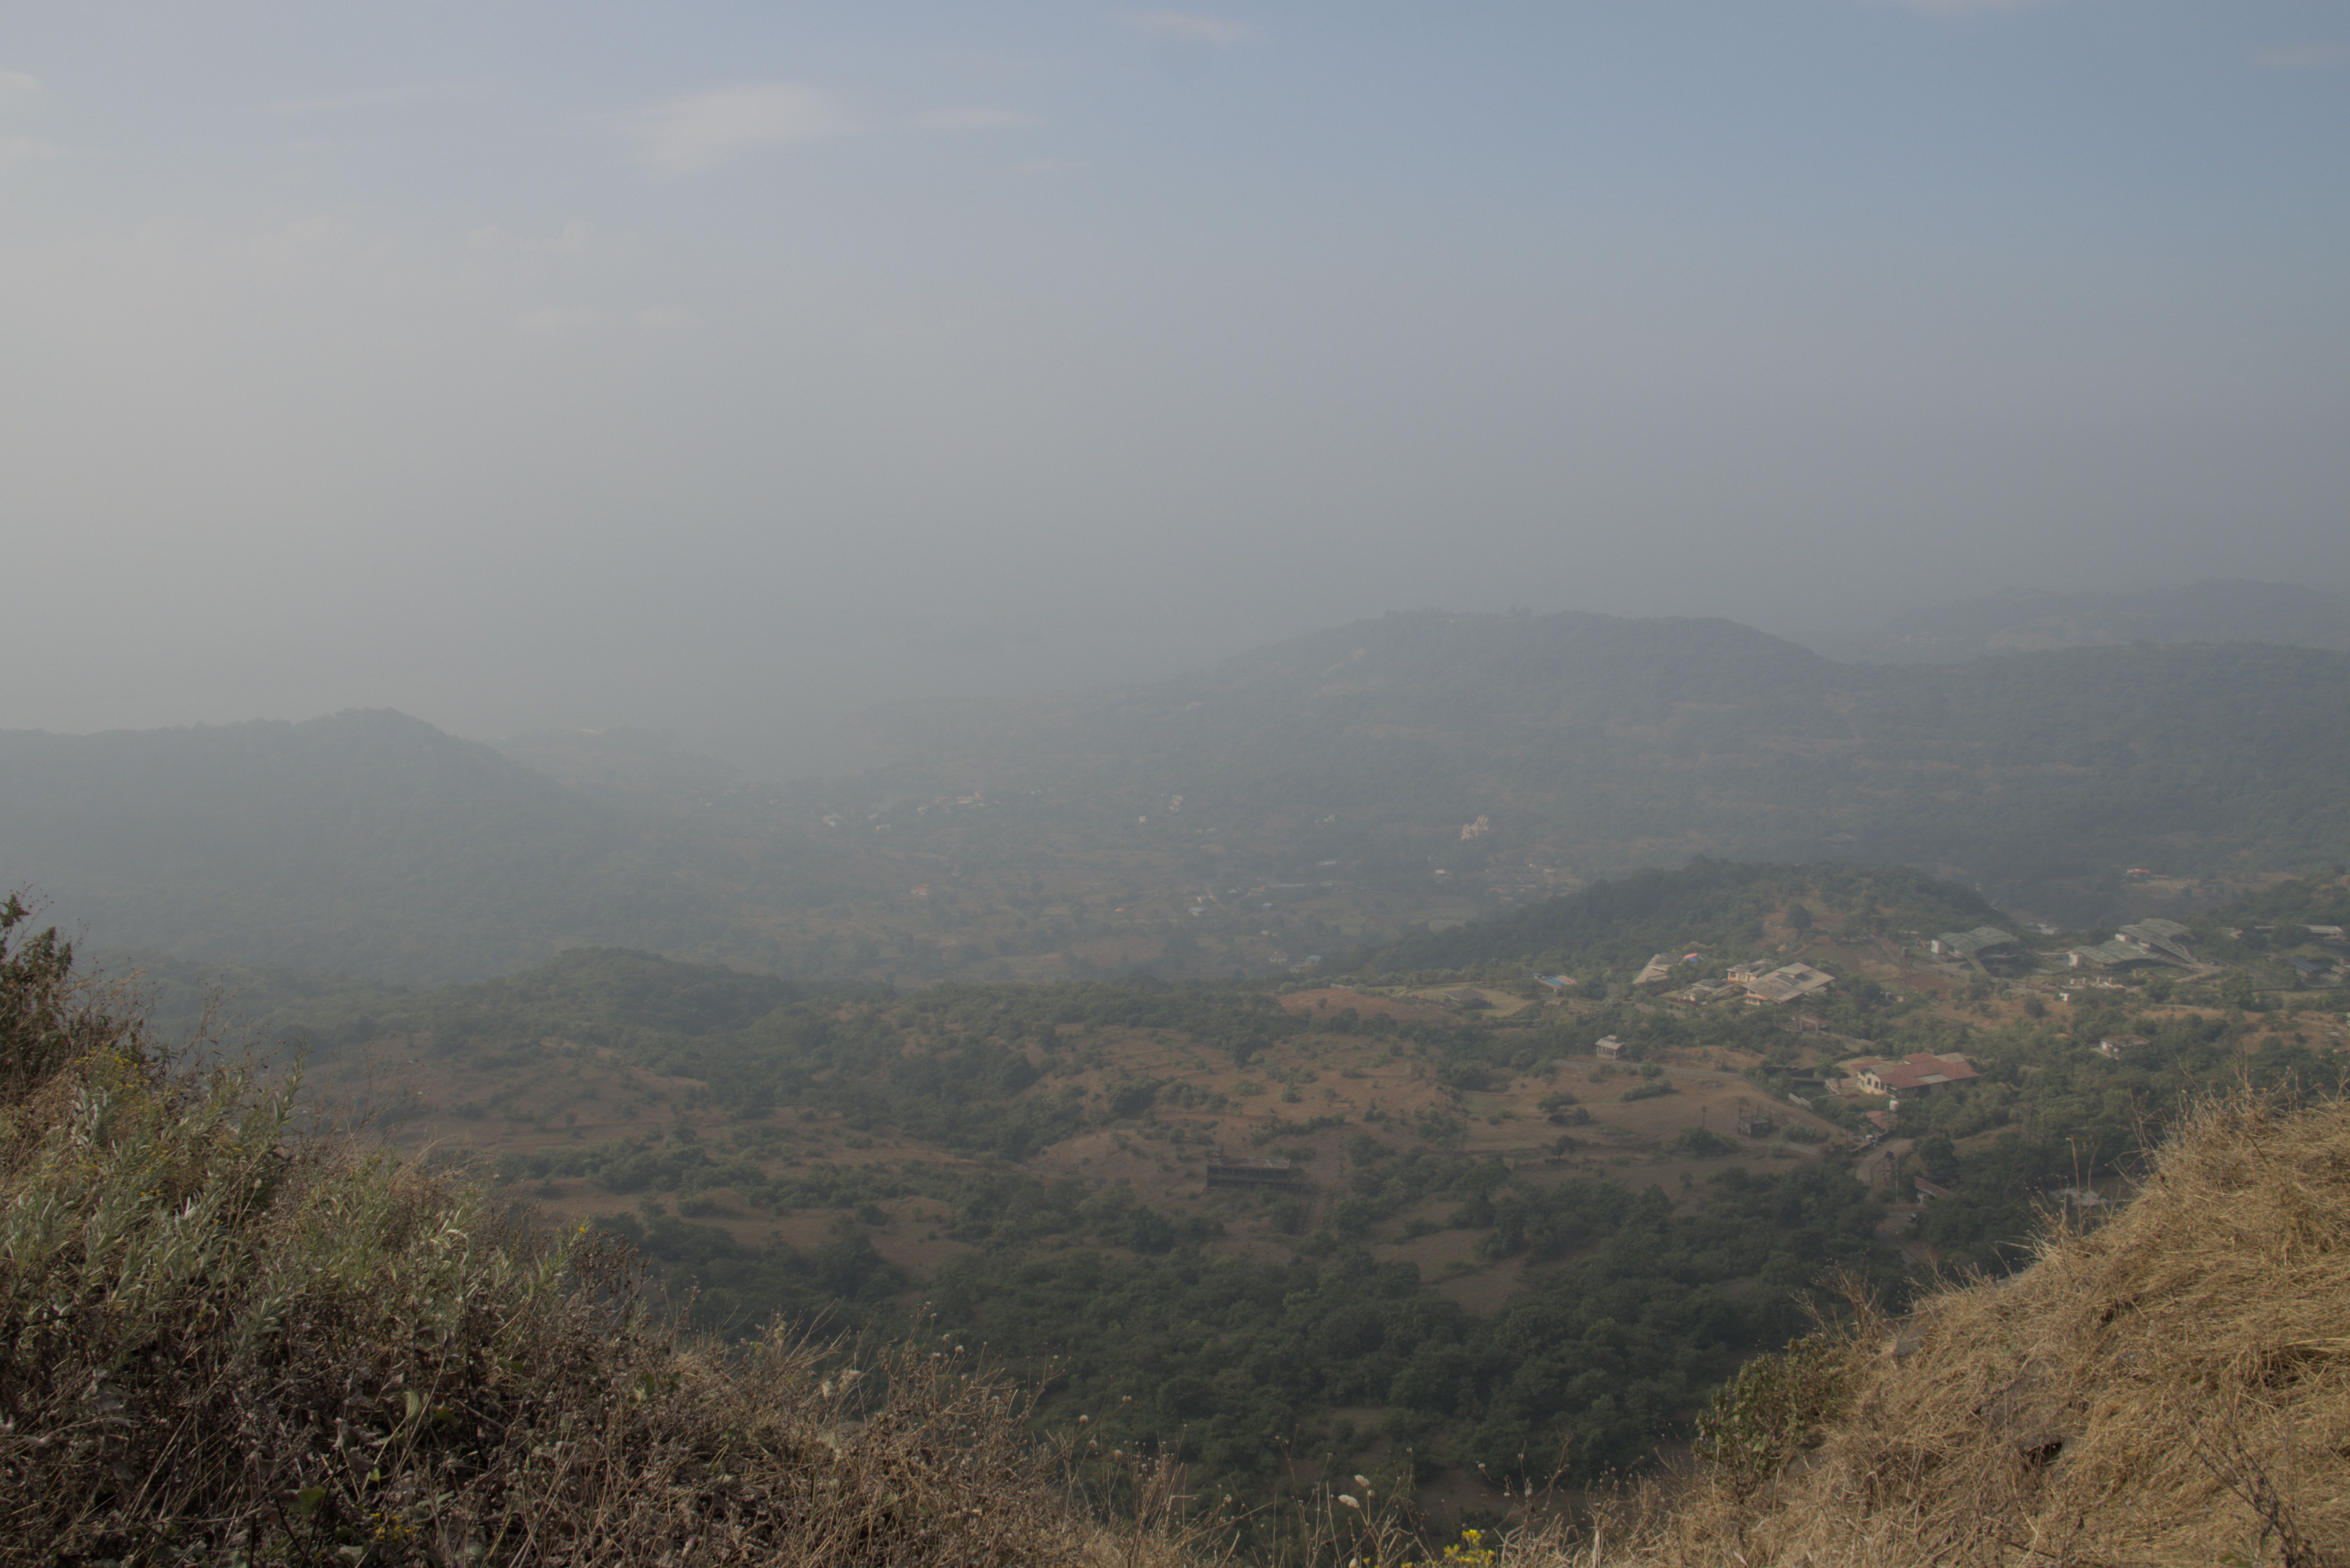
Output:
[{"xmin": 1856, "ymin": 1053, "xmax": 1980, "ymax": 1096}]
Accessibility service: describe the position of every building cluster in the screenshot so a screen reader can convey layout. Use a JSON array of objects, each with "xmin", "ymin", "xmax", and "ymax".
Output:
[
  {"xmin": 1738, "ymin": 962, "xmax": 1837, "ymax": 1005},
  {"xmin": 1632, "ymin": 950, "xmax": 1838, "ymax": 1006},
  {"xmin": 1925, "ymin": 926, "xmax": 2022, "ymax": 971},
  {"xmin": 1839, "ymin": 1051, "xmax": 1981, "ymax": 1097},
  {"xmin": 2068, "ymin": 918, "xmax": 2196, "ymax": 969}
]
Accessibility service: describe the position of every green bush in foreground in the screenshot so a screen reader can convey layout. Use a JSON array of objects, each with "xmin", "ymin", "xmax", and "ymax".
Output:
[
  {"xmin": 1690, "ymin": 1330, "xmax": 1858, "ymax": 1499},
  {"xmin": 0, "ymin": 897, "xmax": 1094, "ymax": 1566}
]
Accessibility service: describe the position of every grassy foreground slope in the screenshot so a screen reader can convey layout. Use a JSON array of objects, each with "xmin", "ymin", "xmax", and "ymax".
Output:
[
  {"xmin": 0, "ymin": 899, "xmax": 1112, "ymax": 1567},
  {"xmin": 1580, "ymin": 1088, "xmax": 2350, "ymax": 1568}
]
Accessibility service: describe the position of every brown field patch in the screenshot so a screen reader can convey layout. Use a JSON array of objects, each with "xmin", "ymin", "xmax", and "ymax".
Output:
[
  {"xmin": 1277, "ymin": 988, "xmax": 1451, "ymax": 1023},
  {"xmin": 316, "ymin": 998, "xmax": 1876, "ymax": 1344}
]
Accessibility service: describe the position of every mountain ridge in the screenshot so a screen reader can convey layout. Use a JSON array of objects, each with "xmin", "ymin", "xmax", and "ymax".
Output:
[
  {"xmin": 10, "ymin": 609, "xmax": 2350, "ymax": 985},
  {"xmin": 863, "ymin": 609, "xmax": 2350, "ymax": 922},
  {"xmin": 0, "ymin": 709, "xmax": 750, "ymax": 984}
]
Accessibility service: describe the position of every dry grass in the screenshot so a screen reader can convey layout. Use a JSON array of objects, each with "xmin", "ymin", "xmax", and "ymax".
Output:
[
  {"xmin": 0, "ymin": 898, "xmax": 1168, "ymax": 1567},
  {"xmin": 1500, "ymin": 1084, "xmax": 2350, "ymax": 1568}
]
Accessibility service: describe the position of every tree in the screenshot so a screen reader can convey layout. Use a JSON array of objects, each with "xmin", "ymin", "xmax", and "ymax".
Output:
[{"xmin": 1917, "ymin": 1134, "xmax": 1960, "ymax": 1184}]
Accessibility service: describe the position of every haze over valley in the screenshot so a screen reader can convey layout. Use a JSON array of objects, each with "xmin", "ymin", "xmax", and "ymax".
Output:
[
  {"xmin": 6, "ymin": 591, "xmax": 2348, "ymax": 990},
  {"xmin": 7, "ymin": 4, "xmax": 2349, "ymax": 1561}
]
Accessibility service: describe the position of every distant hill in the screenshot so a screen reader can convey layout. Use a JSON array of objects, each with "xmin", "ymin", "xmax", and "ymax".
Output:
[
  {"xmin": 866, "ymin": 611, "xmax": 1852, "ymax": 819},
  {"xmin": 1814, "ymin": 578, "xmax": 2350, "ymax": 664},
  {"xmin": 867, "ymin": 609, "xmax": 2350, "ymax": 923},
  {"xmin": 2195, "ymin": 870, "xmax": 2350, "ymax": 933},
  {"xmin": 16, "ymin": 609, "xmax": 2349, "ymax": 988},
  {"xmin": 1355, "ymin": 859, "xmax": 2009, "ymax": 977},
  {"xmin": 493, "ymin": 726, "xmax": 759, "ymax": 813},
  {"xmin": 0, "ymin": 711, "xmax": 750, "ymax": 984}
]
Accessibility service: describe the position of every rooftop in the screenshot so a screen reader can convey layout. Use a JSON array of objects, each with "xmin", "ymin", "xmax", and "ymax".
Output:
[
  {"xmin": 1745, "ymin": 962, "xmax": 1836, "ymax": 1004},
  {"xmin": 1862, "ymin": 1052, "xmax": 1981, "ymax": 1092},
  {"xmin": 1934, "ymin": 926, "xmax": 2019, "ymax": 958},
  {"xmin": 2072, "ymin": 940, "xmax": 2168, "ymax": 968}
]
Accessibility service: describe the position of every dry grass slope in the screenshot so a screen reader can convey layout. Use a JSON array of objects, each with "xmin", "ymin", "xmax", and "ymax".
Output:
[
  {"xmin": 1562, "ymin": 1088, "xmax": 2350, "ymax": 1568},
  {"xmin": 0, "ymin": 899, "xmax": 1190, "ymax": 1567}
]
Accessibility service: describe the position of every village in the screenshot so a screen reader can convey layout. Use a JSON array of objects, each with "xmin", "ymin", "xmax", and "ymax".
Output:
[{"xmin": 1312, "ymin": 900, "xmax": 2350, "ymax": 1257}]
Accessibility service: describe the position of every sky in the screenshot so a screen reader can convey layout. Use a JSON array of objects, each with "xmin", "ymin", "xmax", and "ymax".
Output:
[{"xmin": 4, "ymin": 1, "xmax": 2347, "ymax": 776}]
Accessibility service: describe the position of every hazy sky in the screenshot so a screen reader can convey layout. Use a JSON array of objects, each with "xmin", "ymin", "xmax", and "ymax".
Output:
[{"xmin": 6, "ymin": 2, "xmax": 2346, "ymax": 775}]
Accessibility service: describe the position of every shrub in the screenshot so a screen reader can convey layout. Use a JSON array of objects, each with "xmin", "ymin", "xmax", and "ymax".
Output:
[
  {"xmin": 1692, "ymin": 1332, "xmax": 1858, "ymax": 1496},
  {"xmin": 1672, "ymin": 1127, "xmax": 1736, "ymax": 1159}
]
